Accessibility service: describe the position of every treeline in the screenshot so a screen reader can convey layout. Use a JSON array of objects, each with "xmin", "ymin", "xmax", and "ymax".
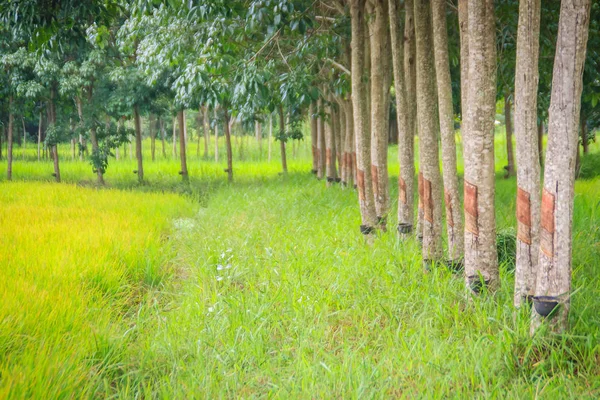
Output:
[{"xmin": 1, "ymin": 0, "xmax": 599, "ymax": 334}]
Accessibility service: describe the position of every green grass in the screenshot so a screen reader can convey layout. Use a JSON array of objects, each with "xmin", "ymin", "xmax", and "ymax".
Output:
[{"xmin": 0, "ymin": 131, "xmax": 599, "ymax": 398}]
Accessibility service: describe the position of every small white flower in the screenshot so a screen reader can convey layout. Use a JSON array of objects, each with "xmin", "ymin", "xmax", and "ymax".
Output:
[
  {"xmin": 217, "ymin": 264, "xmax": 224, "ymax": 271},
  {"xmin": 208, "ymin": 307, "xmax": 214, "ymax": 313},
  {"xmin": 216, "ymin": 276, "xmax": 223, "ymax": 281}
]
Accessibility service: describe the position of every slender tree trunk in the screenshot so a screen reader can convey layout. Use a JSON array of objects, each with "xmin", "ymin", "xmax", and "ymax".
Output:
[
  {"xmin": 337, "ymin": 100, "xmax": 347, "ymax": 185},
  {"xmin": 317, "ymin": 99, "xmax": 326, "ymax": 179},
  {"xmin": 325, "ymin": 99, "xmax": 336, "ymax": 185},
  {"xmin": 255, "ymin": 120, "xmax": 262, "ymax": 160},
  {"xmin": 414, "ymin": 0, "xmax": 444, "ymax": 264},
  {"xmin": 268, "ymin": 113, "xmax": 272, "ymax": 162},
  {"xmin": 368, "ymin": 0, "xmax": 391, "ymax": 229},
  {"xmin": 172, "ymin": 117, "xmax": 177, "ymax": 158},
  {"xmin": 514, "ymin": 0, "xmax": 541, "ymax": 308},
  {"xmin": 177, "ymin": 109, "xmax": 189, "ymax": 182},
  {"xmin": 223, "ymin": 107, "xmax": 233, "ymax": 182},
  {"xmin": 538, "ymin": 121, "xmax": 544, "ymax": 167},
  {"xmin": 351, "ymin": 0, "xmax": 377, "ymax": 238},
  {"xmin": 310, "ymin": 102, "xmax": 319, "ymax": 174},
  {"xmin": 80, "ymin": 93, "xmax": 104, "ymax": 185},
  {"xmin": 344, "ymin": 100, "xmax": 355, "ymax": 188},
  {"xmin": 214, "ymin": 107, "xmax": 220, "ymax": 162},
  {"xmin": 37, "ymin": 111, "xmax": 42, "ymax": 161},
  {"xmin": 159, "ymin": 118, "xmax": 166, "ymax": 158},
  {"xmin": 389, "ymin": 0, "xmax": 410, "ymax": 234},
  {"xmin": 150, "ymin": 113, "xmax": 156, "ymax": 161},
  {"xmin": 504, "ymin": 96, "xmax": 516, "ymax": 178},
  {"xmin": 133, "ymin": 105, "xmax": 144, "ymax": 183},
  {"xmin": 459, "ymin": 0, "xmax": 469, "ymax": 124},
  {"xmin": 463, "ymin": 0, "xmax": 498, "ymax": 291},
  {"xmin": 581, "ymin": 112, "xmax": 588, "ymax": 154},
  {"xmin": 401, "ymin": 0, "xmax": 417, "ymax": 234},
  {"xmin": 432, "ymin": 0, "xmax": 464, "ymax": 263},
  {"xmin": 278, "ymin": 105, "xmax": 288, "ymax": 174},
  {"xmin": 203, "ymin": 106, "xmax": 210, "ymax": 160},
  {"xmin": 532, "ymin": 0, "xmax": 591, "ymax": 333},
  {"xmin": 7, "ymin": 96, "xmax": 14, "ymax": 181},
  {"xmin": 48, "ymin": 88, "xmax": 60, "ymax": 182}
]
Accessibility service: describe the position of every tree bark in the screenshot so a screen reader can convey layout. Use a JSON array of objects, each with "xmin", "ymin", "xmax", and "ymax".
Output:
[
  {"xmin": 325, "ymin": 99, "xmax": 337, "ymax": 184},
  {"xmin": 337, "ymin": 99, "xmax": 347, "ymax": 185},
  {"xmin": 351, "ymin": 0, "xmax": 378, "ymax": 238},
  {"xmin": 344, "ymin": 100, "xmax": 355, "ymax": 188},
  {"xmin": 504, "ymin": 96, "xmax": 516, "ymax": 178},
  {"xmin": 177, "ymin": 109, "xmax": 189, "ymax": 182},
  {"xmin": 335, "ymin": 101, "xmax": 343, "ymax": 182},
  {"xmin": 400, "ymin": 0, "xmax": 417, "ymax": 234},
  {"xmin": 368, "ymin": 0, "xmax": 391, "ymax": 229},
  {"xmin": 317, "ymin": 99, "xmax": 326, "ymax": 179},
  {"xmin": 432, "ymin": 0, "xmax": 464, "ymax": 262},
  {"xmin": 214, "ymin": 107, "xmax": 220, "ymax": 162},
  {"xmin": 37, "ymin": 111, "xmax": 42, "ymax": 161},
  {"xmin": 7, "ymin": 96, "xmax": 14, "ymax": 181},
  {"xmin": 150, "ymin": 113, "xmax": 156, "ymax": 161},
  {"xmin": 532, "ymin": 0, "xmax": 591, "ymax": 333},
  {"xmin": 414, "ymin": 0, "xmax": 444, "ymax": 263},
  {"xmin": 223, "ymin": 107, "xmax": 233, "ymax": 182},
  {"xmin": 49, "ymin": 88, "xmax": 60, "ymax": 183},
  {"xmin": 310, "ymin": 102, "xmax": 319, "ymax": 174},
  {"xmin": 203, "ymin": 106, "xmax": 210, "ymax": 160},
  {"xmin": 279, "ymin": 105, "xmax": 288, "ymax": 174},
  {"xmin": 458, "ymin": 0, "xmax": 469, "ymax": 124},
  {"xmin": 514, "ymin": 0, "xmax": 541, "ymax": 308},
  {"xmin": 463, "ymin": 0, "xmax": 498, "ymax": 291},
  {"xmin": 133, "ymin": 104, "xmax": 144, "ymax": 183}
]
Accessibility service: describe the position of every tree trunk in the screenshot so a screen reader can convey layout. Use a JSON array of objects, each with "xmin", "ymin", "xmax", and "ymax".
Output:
[
  {"xmin": 7, "ymin": 96, "xmax": 14, "ymax": 181},
  {"xmin": 334, "ymin": 104, "xmax": 343, "ymax": 182},
  {"xmin": 214, "ymin": 107, "xmax": 220, "ymax": 162},
  {"xmin": 150, "ymin": 113, "xmax": 156, "ymax": 161},
  {"xmin": 532, "ymin": 0, "xmax": 591, "ymax": 333},
  {"xmin": 325, "ymin": 99, "xmax": 336, "ymax": 185},
  {"xmin": 223, "ymin": 107, "xmax": 233, "ymax": 182},
  {"xmin": 400, "ymin": 0, "xmax": 417, "ymax": 234},
  {"xmin": 351, "ymin": 0, "xmax": 378, "ymax": 238},
  {"xmin": 183, "ymin": 110, "xmax": 188, "ymax": 144},
  {"xmin": 432, "ymin": 0, "xmax": 464, "ymax": 263},
  {"xmin": 278, "ymin": 105, "xmax": 288, "ymax": 174},
  {"xmin": 159, "ymin": 118, "xmax": 166, "ymax": 158},
  {"xmin": 458, "ymin": 0, "xmax": 469, "ymax": 124},
  {"xmin": 134, "ymin": 104, "xmax": 144, "ymax": 183},
  {"xmin": 344, "ymin": 100, "xmax": 355, "ymax": 188},
  {"xmin": 581, "ymin": 113, "xmax": 588, "ymax": 154},
  {"xmin": 49, "ymin": 88, "xmax": 60, "ymax": 183},
  {"xmin": 268, "ymin": 113, "xmax": 272, "ymax": 162},
  {"xmin": 310, "ymin": 102, "xmax": 319, "ymax": 174},
  {"xmin": 538, "ymin": 121, "xmax": 544, "ymax": 167},
  {"xmin": 177, "ymin": 109, "xmax": 189, "ymax": 182},
  {"xmin": 81, "ymin": 93, "xmax": 104, "ymax": 185},
  {"xmin": 368, "ymin": 0, "xmax": 391, "ymax": 229},
  {"xmin": 504, "ymin": 96, "xmax": 516, "ymax": 178},
  {"xmin": 203, "ymin": 105, "xmax": 210, "ymax": 160},
  {"xmin": 414, "ymin": 0, "xmax": 444, "ymax": 264},
  {"xmin": 514, "ymin": 0, "xmax": 541, "ymax": 308},
  {"xmin": 172, "ymin": 117, "xmax": 177, "ymax": 158},
  {"xmin": 317, "ymin": 99, "xmax": 326, "ymax": 179},
  {"xmin": 463, "ymin": 0, "xmax": 498, "ymax": 292},
  {"xmin": 337, "ymin": 99, "xmax": 347, "ymax": 185},
  {"xmin": 256, "ymin": 120, "xmax": 262, "ymax": 160},
  {"xmin": 37, "ymin": 111, "xmax": 42, "ymax": 161}
]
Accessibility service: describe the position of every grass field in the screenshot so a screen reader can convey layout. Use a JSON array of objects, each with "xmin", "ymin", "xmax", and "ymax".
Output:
[{"xmin": 1, "ymin": 130, "xmax": 599, "ymax": 398}]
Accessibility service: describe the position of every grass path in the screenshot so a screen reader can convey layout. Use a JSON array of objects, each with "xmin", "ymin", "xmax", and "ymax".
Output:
[{"xmin": 118, "ymin": 173, "xmax": 600, "ymax": 398}]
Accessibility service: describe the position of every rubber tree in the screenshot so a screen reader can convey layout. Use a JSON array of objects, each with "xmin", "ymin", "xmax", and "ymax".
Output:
[
  {"xmin": 350, "ymin": 0, "xmax": 378, "ymax": 239},
  {"xmin": 414, "ymin": 0, "xmax": 443, "ymax": 265},
  {"xmin": 513, "ymin": 0, "xmax": 541, "ymax": 308},
  {"xmin": 431, "ymin": 0, "xmax": 464, "ymax": 265},
  {"xmin": 462, "ymin": 0, "xmax": 498, "ymax": 292},
  {"xmin": 532, "ymin": 0, "xmax": 591, "ymax": 333},
  {"xmin": 367, "ymin": 0, "xmax": 391, "ymax": 230}
]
